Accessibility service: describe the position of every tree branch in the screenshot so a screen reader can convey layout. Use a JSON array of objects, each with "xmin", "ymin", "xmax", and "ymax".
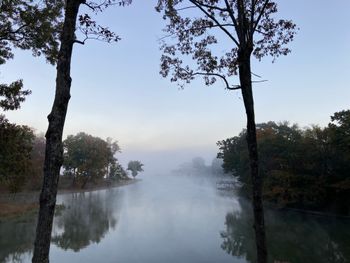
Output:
[
  {"xmin": 176, "ymin": 5, "xmax": 196, "ymax": 11},
  {"xmin": 83, "ymin": 1, "xmax": 97, "ymax": 11},
  {"xmin": 158, "ymin": 23, "xmax": 235, "ymax": 41},
  {"xmin": 236, "ymin": 0, "xmax": 245, "ymax": 44},
  {"xmin": 82, "ymin": 0, "xmax": 131, "ymax": 13},
  {"xmin": 191, "ymin": 1, "xmax": 228, "ymax": 12},
  {"xmin": 192, "ymin": 71, "xmax": 241, "ymax": 90},
  {"xmin": 224, "ymin": 0, "xmax": 241, "ymax": 43},
  {"xmin": 251, "ymin": 72, "xmax": 262, "ymax": 78},
  {"xmin": 73, "ymin": 39, "xmax": 86, "ymax": 45},
  {"xmin": 189, "ymin": 0, "xmax": 240, "ymax": 47},
  {"xmin": 252, "ymin": 0, "xmax": 269, "ymax": 36},
  {"xmin": 250, "ymin": 0, "xmax": 256, "ymax": 38},
  {"xmin": 252, "ymin": 79, "xmax": 267, "ymax": 83},
  {"xmin": 0, "ymin": 24, "xmax": 28, "ymax": 41}
]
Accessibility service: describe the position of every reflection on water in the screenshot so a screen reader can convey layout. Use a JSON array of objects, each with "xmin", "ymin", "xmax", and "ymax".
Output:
[
  {"xmin": 0, "ymin": 213, "xmax": 36, "ymax": 263},
  {"xmin": 0, "ymin": 188, "xmax": 122, "ymax": 263},
  {"xmin": 0, "ymin": 175, "xmax": 350, "ymax": 263},
  {"xmin": 221, "ymin": 199, "xmax": 350, "ymax": 263},
  {"xmin": 52, "ymin": 190, "xmax": 121, "ymax": 252}
]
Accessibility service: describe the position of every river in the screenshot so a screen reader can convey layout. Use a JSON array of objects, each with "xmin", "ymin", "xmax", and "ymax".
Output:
[{"xmin": 1, "ymin": 174, "xmax": 350, "ymax": 263}]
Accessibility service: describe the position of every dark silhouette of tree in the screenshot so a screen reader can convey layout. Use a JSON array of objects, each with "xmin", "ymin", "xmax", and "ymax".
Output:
[
  {"xmin": 0, "ymin": 114, "xmax": 34, "ymax": 193},
  {"xmin": 127, "ymin": 160, "xmax": 144, "ymax": 178},
  {"xmin": 328, "ymin": 110, "xmax": 350, "ymax": 178},
  {"xmin": 32, "ymin": 1, "xmax": 131, "ymax": 262},
  {"xmin": 0, "ymin": 81, "xmax": 31, "ymax": 111},
  {"xmin": 0, "ymin": 0, "xmax": 63, "ymax": 110},
  {"xmin": 156, "ymin": 1, "xmax": 297, "ymax": 262}
]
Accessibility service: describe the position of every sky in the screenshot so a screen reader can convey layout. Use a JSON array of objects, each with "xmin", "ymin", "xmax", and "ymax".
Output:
[{"xmin": 1, "ymin": 0, "xmax": 350, "ymax": 173}]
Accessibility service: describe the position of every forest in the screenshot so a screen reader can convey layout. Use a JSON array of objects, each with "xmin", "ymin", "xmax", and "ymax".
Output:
[
  {"xmin": 217, "ymin": 109, "xmax": 350, "ymax": 214},
  {"xmin": 0, "ymin": 118, "xmax": 131, "ymax": 194}
]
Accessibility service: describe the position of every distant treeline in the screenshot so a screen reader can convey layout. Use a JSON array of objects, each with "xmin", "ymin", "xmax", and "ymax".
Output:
[
  {"xmin": 172, "ymin": 156, "xmax": 225, "ymax": 176},
  {"xmin": 217, "ymin": 110, "xmax": 350, "ymax": 215},
  {"xmin": 0, "ymin": 115, "xmax": 128, "ymax": 193}
]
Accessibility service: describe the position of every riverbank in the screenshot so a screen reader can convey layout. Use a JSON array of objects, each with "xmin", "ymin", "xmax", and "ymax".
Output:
[
  {"xmin": 0, "ymin": 179, "xmax": 139, "ymax": 219},
  {"xmin": 216, "ymin": 178, "xmax": 350, "ymax": 218}
]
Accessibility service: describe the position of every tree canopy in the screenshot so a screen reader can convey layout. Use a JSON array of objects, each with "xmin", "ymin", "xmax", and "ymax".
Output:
[
  {"xmin": 217, "ymin": 110, "xmax": 350, "ymax": 214},
  {"xmin": 0, "ymin": 0, "xmax": 63, "ymax": 111},
  {"xmin": 63, "ymin": 132, "xmax": 124, "ymax": 188},
  {"xmin": 127, "ymin": 160, "xmax": 144, "ymax": 178},
  {"xmin": 0, "ymin": 114, "xmax": 34, "ymax": 193},
  {"xmin": 156, "ymin": 0, "xmax": 297, "ymax": 89},
  {"xmin": 0, "ymin": 0, "xmax": 63, "ymax": 64}
]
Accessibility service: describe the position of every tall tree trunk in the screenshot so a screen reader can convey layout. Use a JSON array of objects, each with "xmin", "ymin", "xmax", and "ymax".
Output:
[
  {"xmin": 238, "ymin": 50, "xmax": 267, "ymax": 263},
  {"xmin": 32, "ymin": 1, "xmax": 81, "ymax": 262}
]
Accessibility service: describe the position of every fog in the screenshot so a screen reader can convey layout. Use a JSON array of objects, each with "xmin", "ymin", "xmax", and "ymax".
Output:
[
  {"xmin": 3, "ymin": 163, "xmax": 350, "ymax": 263},
  {"xmin": 118, "ymin": 146, "xmax": 219, "ymax": 176}
]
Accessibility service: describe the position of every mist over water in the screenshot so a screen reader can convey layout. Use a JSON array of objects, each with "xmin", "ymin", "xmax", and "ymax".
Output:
[
  {"xmin": 1, "ymin": 170, "xmax": 350, "ymax": 263},
  {"xmin": 118, "ymin": 148, "xmax": 218, "ymax": 175}
]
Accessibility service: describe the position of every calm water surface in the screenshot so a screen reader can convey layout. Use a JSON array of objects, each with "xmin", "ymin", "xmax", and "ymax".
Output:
[{"xmin": 1, "ymin": 174, "xmax": 350, "ymax": 263}]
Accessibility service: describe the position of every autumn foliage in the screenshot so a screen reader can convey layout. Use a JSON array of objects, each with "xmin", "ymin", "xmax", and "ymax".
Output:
[{"xmin": 217, "ymin": 110, "xmax": 350, "ymax": 214}]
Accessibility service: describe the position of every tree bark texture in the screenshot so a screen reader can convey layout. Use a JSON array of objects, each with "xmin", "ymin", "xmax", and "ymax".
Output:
[
  {"xmin": 32, "ymin": 1, "xmax": 82, "ymax": 262},
  {"xmin": 238, "ymin": 49, "xmax": 268, "ymax": 263}
]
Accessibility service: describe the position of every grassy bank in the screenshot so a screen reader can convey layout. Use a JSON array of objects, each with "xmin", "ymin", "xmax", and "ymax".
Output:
[
  {"xmin": 0, "ymin": 178, "xmax": 139, "ymax": 219},
  {"xmin": 0, "ymin": 203, "xmax": 38, "ymax": 219}
]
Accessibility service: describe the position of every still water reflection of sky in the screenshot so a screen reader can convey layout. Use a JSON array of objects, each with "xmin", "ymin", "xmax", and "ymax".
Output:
[{"xmin": 1, "ymin": 174, "xmax": 350, "ymax": 263}]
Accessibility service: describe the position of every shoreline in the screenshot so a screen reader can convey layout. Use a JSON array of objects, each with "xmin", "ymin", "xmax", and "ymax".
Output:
[
  {"xmin": 216, "ymin": 180, "xmax": 350, "ymax": 219},
  {"xmin": 57, "ymin": 178, "xmax": 140, "ymax": 195},
  {"xmin": 0, "ymin": 179, "xmax": 140, "ymax": 219}
]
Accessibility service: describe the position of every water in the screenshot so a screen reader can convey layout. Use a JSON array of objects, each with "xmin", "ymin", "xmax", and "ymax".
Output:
[{"xmin": 1, "ymin": 174, "xmax": 350, "ymax": 263}]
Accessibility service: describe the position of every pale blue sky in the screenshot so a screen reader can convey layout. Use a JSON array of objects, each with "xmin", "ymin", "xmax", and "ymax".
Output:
[{"xmin": 1, "ymin": 0, "xmax": 350, "ymax": 172}]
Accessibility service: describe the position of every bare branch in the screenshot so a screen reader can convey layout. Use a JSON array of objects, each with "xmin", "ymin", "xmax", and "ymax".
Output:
[
  {"xmin": 180, "ymin": 68, "xmax": 241, "ymax": 90},
  {"xmin": 252, "ymin": 79, "xmax": 267, "ymax": 83},
  {"xmin": 251, "ymin": 72, "xmax": 262, "ymax": 78},
  {"xmin": 176, "ymin": 5, "xmax": 196, "ymax": 11},
  {"xmin": 192, "ymin": 72, "xmax": 241, "ymax": 90},
  {"xmin": 73, "ymin": 39, "xmax": 85, "ymax": 45}
]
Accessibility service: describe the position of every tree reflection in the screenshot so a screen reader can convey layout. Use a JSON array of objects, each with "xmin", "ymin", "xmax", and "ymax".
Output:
[
  {"xmin": 0, "ymin": 213, "xmax": 36, "ymax": 262},
  {"xmin": 221, "ymin": 199, "xmax": 350, "ymax": 263},
  {"xmin": 52, "ymin": 189, "xmax": 121, "ymax": 252},
  {"xmin": 220, "ymin": 203, "xmax": 256, "ymax": 262}
]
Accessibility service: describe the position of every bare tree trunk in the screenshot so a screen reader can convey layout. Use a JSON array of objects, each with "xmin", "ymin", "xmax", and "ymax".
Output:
[
  {"xmin": 238, "ymin": 50, "xmax": 267, "ymax": 263},
  {"xmin": 32, "ymin": 1, "xmax": 81, "ymax": 262}
]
